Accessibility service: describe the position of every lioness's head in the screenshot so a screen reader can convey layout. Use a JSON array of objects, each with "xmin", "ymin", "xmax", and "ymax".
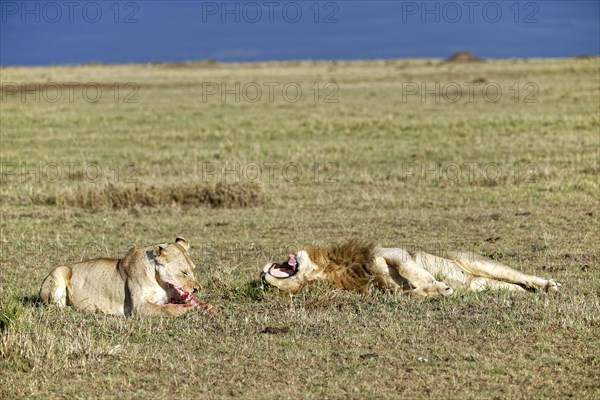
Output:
[
  {"xmin": 261, "ymin": 250, "xmax": 321, "ymax": 293},
  {"xmin": 149, "ymin": 236, "xmax": 201, "ymax": 303}
]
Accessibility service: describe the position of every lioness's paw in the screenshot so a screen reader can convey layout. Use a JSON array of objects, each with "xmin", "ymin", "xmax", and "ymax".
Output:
[{"xmin": 545, "ymin": 280, "xmax": 561, "ymax": 293}]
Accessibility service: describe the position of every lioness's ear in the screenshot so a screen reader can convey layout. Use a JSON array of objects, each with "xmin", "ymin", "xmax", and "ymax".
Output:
[
  {"xmin": 155, "ymin": 243, "xmax": 168, "ymax": 256},
  {"xmin": 175, "ymin": 236, "xmax": 189, "ymax": 251}
]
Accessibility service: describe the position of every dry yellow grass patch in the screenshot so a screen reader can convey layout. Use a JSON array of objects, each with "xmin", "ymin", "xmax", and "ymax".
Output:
[{"xmin": 28, "ymin": 182, "xmax": 268, "ymax": 210}]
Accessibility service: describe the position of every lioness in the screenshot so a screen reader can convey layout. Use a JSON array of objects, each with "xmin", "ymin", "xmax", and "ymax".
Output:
[
  {"xmin": 261, "ymin": 240, "xmax": 561, "ymax": 296},
  {"xmin": 40, "ymin": 236, "xmax": 216, "ymax": 316}
]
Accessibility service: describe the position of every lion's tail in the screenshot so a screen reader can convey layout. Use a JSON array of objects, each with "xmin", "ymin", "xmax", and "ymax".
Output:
[{"xmin": 39, "ymin": 266, "xmax": 72, "ymax": 307}]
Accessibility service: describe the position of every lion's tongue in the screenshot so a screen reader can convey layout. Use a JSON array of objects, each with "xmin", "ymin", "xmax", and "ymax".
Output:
[{"xmin": 288, "ymin": 254, "xmax": 297, "ymax": 268}]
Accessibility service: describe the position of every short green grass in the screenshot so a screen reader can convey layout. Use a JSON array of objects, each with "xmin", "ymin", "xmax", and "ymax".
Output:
[{"xmin": 1, "ymin": 58, "xmax": 599, "ymax": 399}]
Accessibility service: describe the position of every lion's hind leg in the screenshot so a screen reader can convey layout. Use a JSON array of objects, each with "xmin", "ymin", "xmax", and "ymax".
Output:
[
  {"xmin": 449, "ymin": 251, "xmax": 560, "ymax": 292},
  {"xmin": 468, "ymin": 277, "xmax": 526, "ymax": 292},
  {"xmin": 39, "ymin": 266, "xmax": 72, "ymax": 307}
]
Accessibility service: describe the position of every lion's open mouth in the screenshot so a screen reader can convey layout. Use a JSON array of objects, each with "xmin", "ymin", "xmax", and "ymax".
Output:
[
  {"xmin": 168, "ymin": 283, "xmax": 200, "ymax": 306},
  {"xmin": 268, "ymin": 254, "xmax": 298, "ymax": 279}
]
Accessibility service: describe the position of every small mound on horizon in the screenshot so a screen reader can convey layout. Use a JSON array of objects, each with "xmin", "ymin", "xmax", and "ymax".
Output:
[{"xmin": 447, "ymin": 51, "xmax": 483, "ymax": 62}]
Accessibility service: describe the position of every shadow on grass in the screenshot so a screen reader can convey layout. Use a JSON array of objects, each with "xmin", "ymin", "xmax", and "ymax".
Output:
[{"xmin": 0, "ymin": 295, "xmax": 42, "ymax": 332}]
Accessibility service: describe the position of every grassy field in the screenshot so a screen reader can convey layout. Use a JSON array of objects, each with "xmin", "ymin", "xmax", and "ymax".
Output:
[{"xmin": 0, "ymin": 58, "xmax": 598, "ymax": 399}]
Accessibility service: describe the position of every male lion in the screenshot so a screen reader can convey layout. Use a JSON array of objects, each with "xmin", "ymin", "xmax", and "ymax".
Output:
[
  {"xmin": 261, "ymin": 240, "xmax": 561, "ymax": 297},
  {"xmin": 40, "ymin": 236, "xmax": 216, "ymax": 316}
]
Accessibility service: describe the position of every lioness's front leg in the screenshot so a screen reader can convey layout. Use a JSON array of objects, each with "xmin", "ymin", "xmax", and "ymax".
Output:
[
  {"xmin": 127, "ymin": 281, "xmax": 199, "ymax": 317},
  {"xmin": 137, "ymin": 301, "xmax": 219, "ymax": 317},
  {"xmin": 377, "ymin": 248, "xmax": 453, "ymax": 297},
  {"xmin": 138, "ymin": 302, "xmax": 196, "ymax": 317}
]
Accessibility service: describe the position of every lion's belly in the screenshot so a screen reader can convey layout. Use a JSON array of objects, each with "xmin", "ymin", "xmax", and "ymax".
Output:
[
  {"xmin": 68, "ymin": 259, "xmax": 127, "ymax": 315},
  {"xmin": 412, "ymin": 252, "xmax": 469, "ymax": 289}
]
